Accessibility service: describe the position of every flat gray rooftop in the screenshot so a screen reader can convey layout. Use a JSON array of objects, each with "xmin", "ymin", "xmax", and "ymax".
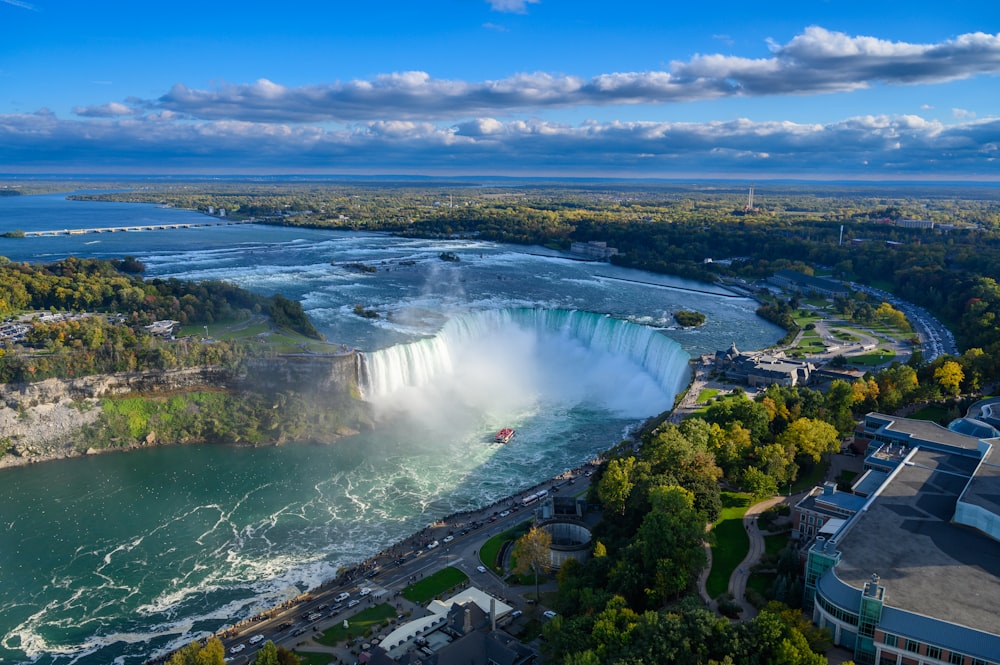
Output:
[
  {"xmin": 961, "ymin": 445, "xmax": 1000, "ymax": 515},
  {"xmin": 834, "ymin": 448, "xmax": 1000, "ymax": 637},
  {"xmin": 872, "ymin": 412, "xmax": 985, "ymax": 452}
]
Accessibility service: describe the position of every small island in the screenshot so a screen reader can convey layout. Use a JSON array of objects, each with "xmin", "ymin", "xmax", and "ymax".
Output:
[{"xmin": 674, "ymin": 310, "xmax": 706, "ymax": 327}]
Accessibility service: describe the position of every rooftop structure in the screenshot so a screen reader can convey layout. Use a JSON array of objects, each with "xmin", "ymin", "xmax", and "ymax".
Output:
[
  {"xmin": 569, "ymin": 240, "xmax": 619, "ymax": 261},
  {"xmin": 767, "ymin": 269, "xmax": 850, "ymax": 297},
  {"xmin": 715, "ymin": 343, "xmax": 814, "ymax": 387},
  {"xmin": 804, "ymin": 411, "xmax": 1000, "ymax": 665}
]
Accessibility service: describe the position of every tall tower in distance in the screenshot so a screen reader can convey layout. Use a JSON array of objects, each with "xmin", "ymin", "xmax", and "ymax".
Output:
[{"xmin": 744, "ymin": 184, "xmax": 756, "ymax": 213}]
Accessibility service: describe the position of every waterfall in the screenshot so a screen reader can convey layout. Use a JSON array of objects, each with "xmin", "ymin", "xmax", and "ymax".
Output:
[{"xmin": 360, "ymin": 308, "xmax": 691, "ymax": 406}]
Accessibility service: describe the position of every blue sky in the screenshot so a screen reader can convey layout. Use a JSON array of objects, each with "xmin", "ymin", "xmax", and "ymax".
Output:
[{"xmin": 2, "ymin": 0, "xmax": 999, "ymax": 178}]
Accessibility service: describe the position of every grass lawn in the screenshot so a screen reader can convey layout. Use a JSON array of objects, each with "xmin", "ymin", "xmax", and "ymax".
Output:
[
  {"xmin": 314, "ymin": 603, "xmax": 397, "ymax": 646},
  {"xmin": 791, "ymin": 458, "xmax": 828, "ymax": 494},
  {"xmin": 706, "ymin": 491, "xmax": 752, "ymax": 598},
  {"xmin": 479, "ymin": 522, "xmax": 530, "ymax": 572},
  {"xmin": 696, "ymin": 388, "xmax": 720, "ymax": 403},
  {"xmin": 848, "ymin": 348, "xmax": 896, "ymax": 367},
  {"xmin": 294, "ymin": 652, "xmax": 335, "ymax": 665},
  {"xmin": 908, "ymin": 404, "xmax": 950, "ymax": 423},
  {"xmin": 764, "ymin": 533, "xmax": 790, "ymax": 558},
  {"xmin": 746, "ymin": 572, "xmax": 774, "ymax": 599},
  {"xmin": 402, "ymin": 566, "xmax": 468, "ymax": 604}
]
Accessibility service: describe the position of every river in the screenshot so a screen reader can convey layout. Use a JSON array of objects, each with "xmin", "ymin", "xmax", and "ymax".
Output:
[{"xmin": 0, "ymin": 192, "xmax": 782, "ymax": 664}]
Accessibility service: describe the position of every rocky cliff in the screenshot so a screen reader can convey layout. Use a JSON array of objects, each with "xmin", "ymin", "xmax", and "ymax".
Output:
[{"xmin": 0, "ymin": 354, "xmax": 361, "ymax": 469}]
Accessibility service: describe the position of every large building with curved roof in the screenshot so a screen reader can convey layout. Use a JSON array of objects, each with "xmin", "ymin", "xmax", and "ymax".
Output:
[{"xmin": 804, "ymin": 412, "xmax": 1000, "ymax": 665}]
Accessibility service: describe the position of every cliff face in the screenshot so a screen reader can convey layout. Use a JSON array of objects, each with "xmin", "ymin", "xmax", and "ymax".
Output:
[
  {"xmin": 0, "ymin": 366, "xmax": 232, "ymax": 409},
  {"xmin": 238, "ymin": 353, "xmax": 358, "ymax": 397},
  {"xmin": 0, "ymin": 354, "xmax": 362, "ymax": 468}
]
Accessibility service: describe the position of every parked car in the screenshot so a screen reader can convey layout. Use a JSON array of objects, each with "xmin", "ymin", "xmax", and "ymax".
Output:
[
  {"xmin": 476, "ymin": 565, "xmax": 487, "ymax": 573},
  {"xmin": 359, "ymin": 587, "xmax": 372, "ymax": 596},
  {"xmin": 348, "ymin": 599, "xmax": 361, "ymax": 608},
  {"xmin": 543, "ymin": 610, "xmax": 558, "ymax": 619}
]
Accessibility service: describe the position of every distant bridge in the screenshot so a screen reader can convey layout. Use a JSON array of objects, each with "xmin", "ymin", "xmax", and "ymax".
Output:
[{"xmin": 20, "ymin": 219, "xmax": 255, "ymax": 237}]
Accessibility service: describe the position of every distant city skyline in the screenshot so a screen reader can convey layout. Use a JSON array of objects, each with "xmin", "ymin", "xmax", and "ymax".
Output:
[{"xmin": 2, "ymin": 0, "xmax": 999, "ymax": 178}]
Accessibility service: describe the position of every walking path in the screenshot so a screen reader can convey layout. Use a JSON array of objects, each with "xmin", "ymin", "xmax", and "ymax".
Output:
[{"xmin": 727, "ymin": 495, "xmax": 786, "ymax": 620}]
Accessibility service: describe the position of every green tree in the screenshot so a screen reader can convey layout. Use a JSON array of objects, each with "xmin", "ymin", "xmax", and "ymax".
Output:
[
  {"xmin": 598, "ymin": 456, "xmax": 636, "ymax": 516},
  {"xmin": 252, "ymin": 641, "xmax": 279, "ymax": 665},
  {"xmin": 743, "ymin": 465, "xmax": 779, "ymax": 500},
  {"xmin": 513, "ymin": 525, "xmax": 553, "ymax": 602},
  {"xmin": 776, "ymin": 417, "xmax": 841, "ymax": 464}
]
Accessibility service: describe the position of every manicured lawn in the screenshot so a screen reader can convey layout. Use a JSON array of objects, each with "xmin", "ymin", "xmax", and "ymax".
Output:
[
  {"xmin": 402, "ymin": 566, "xmax": 468, "ymax": 604},
  {"xmin": 479, "ymin": 522, "xmax": 530, "ymax": 573},
  {"xmin": 764, "ymin": 533, "xmax": 790, "ymax": 558},
  {"xmin": 294, "ymin": 652, "xmax": 335, "ymax": 665},
  {"xmin": 707, "ymin": 491, "xmax": 752, "ymax": 598},
  {"xmin": 791, "ymin": 458, "xmax": 828, "ymax": 494},
  {"xmin": 909, "ymin": 405, "xmax": 950, "ymax": 423},
  {"xmin": 315, "ymin": 603, "xmax": 397, "ymax": 645},
  {"xmin": 746, "ymin": 572, "xmax": 774, "ymax": 598},
  {"xmin": 696, "ymin": 388, "xmax": 720, "ymax": 403},
  {"xmin": 849, "ymin": 348, "xmax": 896, "ymax": 366}
]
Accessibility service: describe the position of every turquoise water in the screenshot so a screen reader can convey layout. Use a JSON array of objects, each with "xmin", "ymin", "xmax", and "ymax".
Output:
[{"xmin": 0, "ymin": 193, "xmax": 783, "ymax": 664}]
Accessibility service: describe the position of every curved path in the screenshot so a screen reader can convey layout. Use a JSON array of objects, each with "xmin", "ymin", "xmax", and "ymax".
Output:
[{"xmin": 727, "ymin": 495, "xmax": 786, "ymax": 620}]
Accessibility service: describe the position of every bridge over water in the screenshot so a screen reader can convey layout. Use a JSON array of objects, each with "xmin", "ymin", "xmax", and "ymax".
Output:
[{"xmin": 20, "ymin": 219, "xmax": 255, "ymax": 237}]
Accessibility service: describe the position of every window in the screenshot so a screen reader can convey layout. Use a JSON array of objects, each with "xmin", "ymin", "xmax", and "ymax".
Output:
[
  {"xmin": 926, "ymin": 646, "xmax": 940, "ymax": 659},
  {"xmin": 949, "ymin": 652, "xmax": 964, "ymax": 665},
  {"xmin": 883, "ymin": 633, "xmax": 898, "ymax": 647},
  {"xmin": 971, "ymin": 659, "xmax": 987, "ymax": 665},
  {"xmin": 904, "ymin": 639, "xmax": 919, "ymax": 653}
]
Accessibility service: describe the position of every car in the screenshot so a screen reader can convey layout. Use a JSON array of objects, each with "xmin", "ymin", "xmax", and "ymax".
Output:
[
  {"xmin": 229, "ymin": 644, "xmax": 246, "ymax": 654},
  {"xmin": 510, "ymin": 610, "xmax": 523, "ymax": 619},
  {"xmin": 476, "ymin": 565, "xmax": 487, "ymax": 573},
  {"xmin": 442, "ymin": 535, "xmax": 454, "ymax": 543},
  {"xmin": 499, "ymin": 510, "xmax": 510, "ymax": 517},
  {"xmin": 277, "ymin": 622, "xmax": 293, "ymax": 631},
  {"xmin": 543, "ymin": 610, "xmax": 558, "ymax": 619},
  {"xmin": 248, "ymin": 634, "xmax": 265, "ymax": 645},
  {"xmin": 359, "ymin": 587, "xmax": 372, "ymax": 596},
  {"xmin": 292, "ymin": 627, "xmax": 307, "ymax": 636},
  {"xmin": 317, "ymin": 603, "xmax": 329, "ymax": 610},
  {"xmin": 335, "ymin": 592, "xmax": 350, "ymax": 602},
  {"xmin": 348, "ymin": 599, "xmax": 361, "ymax": 608},
  {"xmin": 307, "ymin": 612, "xmax": 322, "ymax": 621},
  {"xmin": 427, "ymin": 540, "xmax": 439, "ymax": 549}
]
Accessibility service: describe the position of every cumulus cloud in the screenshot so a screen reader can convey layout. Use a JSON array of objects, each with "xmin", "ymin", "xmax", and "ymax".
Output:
[
  {"xmin": 143, "ymin": 27, "xmax": 1000, "ymax": 123},
  {"xmin": 486, "ymin": 0, "xmax": 539, "ymax": 14},
  {"xmin": 1, "ymin": 110, "xmax": 997, "ymax": 177},
  {"xmin": 73, "ymin": 101, "xmax": 135, "ymax": 118}
]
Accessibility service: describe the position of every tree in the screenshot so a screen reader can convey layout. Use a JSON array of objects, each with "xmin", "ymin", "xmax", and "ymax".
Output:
[
  {"xmin": 252, "ymin": 641, "xmax": 279, "ymax": 665},
  {"xmin": 513, "ymin": 525, "xmax": 553, "ymax": 602},
  {"xmin": 934, "ymin": 360, "xmax": 964, "ymax": 396},
  {"xmin": 167, "ymin": 638, "xmax": 225, "ymax": 665},
  {"xmin": 776, "ymin": 418, "xmax": 840, "ymax": 464},
  {"xmin": 743, "ymin": 466, "xmax": 779, "ymax": 500},
  {"xmin": 598, "ymin": 456, "xmax": 636, "ymax": 516}
]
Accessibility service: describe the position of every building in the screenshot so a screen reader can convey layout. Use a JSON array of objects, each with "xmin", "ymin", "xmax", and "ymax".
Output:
[
  {"xmin": 802, "ymin": 411, "xmax": 1000, "ymax": 665},
  {"xmin": 367, "ymin": 587, "xmax": 536, "ymax": 665},
  {"xmin": 570, "ymin": 240, "xmax": 619, "ymax": 261},
  {"xmin": 896, "ymin": 218, "xmax": 934, "ymax": 229},
  {"xmin": 768, "ymin": 269, "xmax": 850, "ymax": 298},
  {"xmin": 715, "ymin": 343, "xmax": 814, "ymax": 387}
]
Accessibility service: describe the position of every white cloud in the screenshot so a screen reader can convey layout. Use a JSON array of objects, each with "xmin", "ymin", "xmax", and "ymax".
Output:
[
  {"xmin": 2, "ymin": 110, "xmax": 998, "ymax": 178},
  {"xmin": 73, "ymin": 102, "xmax": 135, "ymax": 118},
  {"xmin": 139, "ymin": 27, "xmax": 1000, "ymax": 123},
  {"xmin": 486, "ymin": 0, "xmax": 539, "ymax": 14}
]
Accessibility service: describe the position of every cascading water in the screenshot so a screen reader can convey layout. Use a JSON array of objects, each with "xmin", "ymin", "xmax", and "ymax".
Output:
[{"xmin": 360, "ymin": 308, "xmax": 691, "ymax": 414}]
